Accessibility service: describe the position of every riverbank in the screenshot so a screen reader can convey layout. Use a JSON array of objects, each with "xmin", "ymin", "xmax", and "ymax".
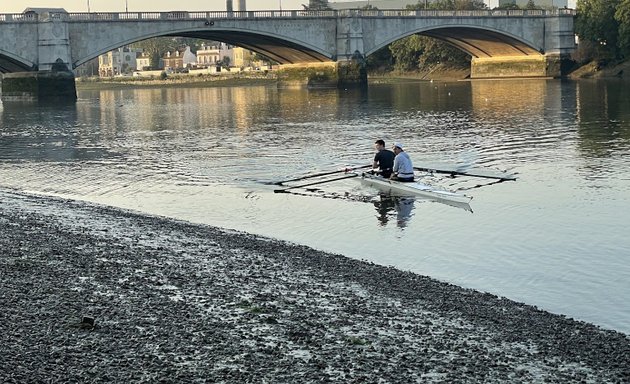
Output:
[
  {"xmin": 75, "ymin": 63, "xmax": 472, "ymax": 91},
  {"xmin": 61, "ymin": 59, "xmax": 630, "ymax": 93},
  {"xmin": 369, "ymin": 65, "xmax": 471, "ymax": 82},
  {"xmin": 568, "ymin": 59, "xmax": 630, "ymax": 79},
  {"xmin": 1, "ymin": 187, "xmax": 628, "ymax": 383},
  {"xmin": 75, "ymin": 73, "xmax": 277, "ymax": 90}
]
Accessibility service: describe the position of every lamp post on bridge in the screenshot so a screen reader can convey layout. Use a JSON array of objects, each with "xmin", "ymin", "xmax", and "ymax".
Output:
[{"xmin": 125, "ymin": 0, "xmax": 128, "ymax": 12}]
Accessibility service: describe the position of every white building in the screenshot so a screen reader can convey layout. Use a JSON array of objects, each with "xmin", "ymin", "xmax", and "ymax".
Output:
[
  {"xmin": 99, "ymin": 47, "xmax": 141, "ymax": 77},
  {"xmin": 182, "ymin": 46, "xmax": 197, "ymax": 67},
  {"xmin": 196, "ymin": 42, "xmax": 234, "ymax": 67},
  {"xmin": 136, "ymin": 53, "xmax": 151, "ymax": 71}
]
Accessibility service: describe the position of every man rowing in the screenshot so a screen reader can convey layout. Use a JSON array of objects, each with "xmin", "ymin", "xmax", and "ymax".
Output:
[
  {"xmin": 391, "ymin": 142, "xmax": 415, "ymax": 182},
  {"xmin": 372, "ymin": 139, "xmax": 395, "ymax": 178}
]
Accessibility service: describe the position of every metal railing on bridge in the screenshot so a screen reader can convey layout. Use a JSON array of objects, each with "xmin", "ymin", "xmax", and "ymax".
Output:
[{"xmin": 0, "ymin": 8, "xmax": 576, "ymax": 23}]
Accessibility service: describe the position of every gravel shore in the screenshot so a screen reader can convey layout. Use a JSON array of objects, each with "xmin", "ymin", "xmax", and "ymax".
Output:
[{"xmin": 1, "ymin": 188, "xmax": 628, "ymax": 383}]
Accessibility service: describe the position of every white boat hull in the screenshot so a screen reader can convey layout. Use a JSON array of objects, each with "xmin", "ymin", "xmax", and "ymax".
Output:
[{"xmin": 359, "ymin": 173, "xmax": 473, "ymax": 205}]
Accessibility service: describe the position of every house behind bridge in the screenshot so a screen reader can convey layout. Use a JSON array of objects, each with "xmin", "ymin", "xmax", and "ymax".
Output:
[{"xmin": 93, "ymin": 43, "xmax": 266, "ymax": 77}]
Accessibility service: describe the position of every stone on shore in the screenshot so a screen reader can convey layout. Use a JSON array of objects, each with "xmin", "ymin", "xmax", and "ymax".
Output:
[{"xmin": 0, "ymin": 189, "xmax": 628, "ymax": 383}]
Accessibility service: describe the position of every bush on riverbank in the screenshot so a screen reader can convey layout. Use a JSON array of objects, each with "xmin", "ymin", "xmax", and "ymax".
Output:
[{"xmin": 567, "ymin": 59, "xmax": 630, "ymax": 79}]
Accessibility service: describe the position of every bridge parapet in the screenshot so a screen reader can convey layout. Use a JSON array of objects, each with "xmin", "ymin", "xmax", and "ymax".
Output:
[
  {"xmin": 0, "ymin": 9, "xmax": 575, "ymax": 23},
  {"xmin": 0, "ymin": 13, "xmax": 38, "ymax": 22}
]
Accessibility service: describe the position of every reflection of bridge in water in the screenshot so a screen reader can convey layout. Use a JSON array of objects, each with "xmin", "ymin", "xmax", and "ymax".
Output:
[{"xmin": 0, "ymin": 9, "xmax": 576, "ymax": 101}]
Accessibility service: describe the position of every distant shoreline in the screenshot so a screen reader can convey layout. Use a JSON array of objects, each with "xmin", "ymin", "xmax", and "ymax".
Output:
[
  {"xmin": 75, "ymin": 70, "xmax": 470, "ymax": 91},
  {"xmin": 75, "ymin": 73, "xmax": 278, "ymax": 90},
  {"xmin": 80, "ymin": 59, "xmax": 630, "ymax": 91}
]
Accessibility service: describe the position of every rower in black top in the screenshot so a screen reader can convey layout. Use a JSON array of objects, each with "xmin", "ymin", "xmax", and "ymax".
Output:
[{"xmin": 373, "ymin": 139, "xmax": 395, "ymax": 178}]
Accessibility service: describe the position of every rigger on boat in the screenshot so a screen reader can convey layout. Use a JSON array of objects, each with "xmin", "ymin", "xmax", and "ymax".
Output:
[{"xmin": 273, "ymin": 164, "xmax": 515, "ymax": 210}]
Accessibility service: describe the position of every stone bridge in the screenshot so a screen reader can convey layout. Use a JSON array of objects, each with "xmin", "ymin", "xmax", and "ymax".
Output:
[{"xmin": 0, "ymin": 8, "xmax": 576, "ymax": 101}]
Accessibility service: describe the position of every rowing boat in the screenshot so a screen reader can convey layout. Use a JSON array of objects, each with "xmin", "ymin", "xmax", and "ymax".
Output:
[{"xmin": 359, "ymin": 172, "xmax": 473, "ymax": 205}]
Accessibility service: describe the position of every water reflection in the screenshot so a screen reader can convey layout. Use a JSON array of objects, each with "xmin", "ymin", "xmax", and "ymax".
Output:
[
  {"xmin": 373, "ymin": 194, "xmax": 415, "ymax": 228},
  {"xmin": 575, "ymin": 80, "xmax": 630, "ymax": 156},
  {"xmin": 0, "ymin": 101, "xmax": 113, "ymax": 162},
  {"xmin": 470, "ymin": 79, "xmax": 549, "ymax": 116}
]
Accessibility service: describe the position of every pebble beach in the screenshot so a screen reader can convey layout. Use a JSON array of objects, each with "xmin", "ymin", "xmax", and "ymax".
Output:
[{"xmin": 1, "ymin": 188, "xmax": 628, "ymax": 383}]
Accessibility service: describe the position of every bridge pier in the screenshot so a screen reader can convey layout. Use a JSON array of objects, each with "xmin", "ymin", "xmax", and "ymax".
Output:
[
  {"xmin": 277, "ymin": 60, "xmax": 367, "ymax": 89},
  {"xmin": 1, "ymin": 13, "xmax": 77, "ymax": 102},
  {"xmin": 1, "ymin": 70, "xmax": 77, "ymax": 102},
  {"xmin": 470, "ymin": 54, "xmax": 564, "ymax": 79}
]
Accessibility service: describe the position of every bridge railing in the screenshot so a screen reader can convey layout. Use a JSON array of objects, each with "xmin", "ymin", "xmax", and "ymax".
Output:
[
  {"xmin": 0, "ymin": 9, "xmax": 576, "ymax": 23},
  {"xmin": 0, "ymin": 13, "xmax": 38, "ymax": 22}
]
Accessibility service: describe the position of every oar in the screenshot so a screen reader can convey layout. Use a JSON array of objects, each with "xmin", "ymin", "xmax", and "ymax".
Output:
[
  {"xmin": 274, "ymin": 164, "xmax": 372, "ymax": 185},
  {"xmin": 274, "ymin": 173, "xmax": 359, "ymax": 193},
  {"xmin": 414, "ymin": 166, "xmax": 517, "ymax": 181}
]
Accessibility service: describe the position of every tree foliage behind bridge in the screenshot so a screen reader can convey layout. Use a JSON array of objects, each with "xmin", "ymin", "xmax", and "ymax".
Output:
[
  {"xmin": 575, "ymin": 0, "xmax": 630, "ymax": 63},
  {"xmin": 369, "ymin": 0, "xmax": 486, "ymax": 73}
]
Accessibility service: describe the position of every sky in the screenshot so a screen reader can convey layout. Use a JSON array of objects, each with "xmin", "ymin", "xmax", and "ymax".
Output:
[{"xmin": 2, "ymin": 0, "xmax": 577, "ymax": 14}]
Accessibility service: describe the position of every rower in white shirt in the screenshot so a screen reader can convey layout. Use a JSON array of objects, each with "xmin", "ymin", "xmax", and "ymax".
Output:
[{"xmin": 391, "ymin": 142, "xmax": 414, "ymax": 182}]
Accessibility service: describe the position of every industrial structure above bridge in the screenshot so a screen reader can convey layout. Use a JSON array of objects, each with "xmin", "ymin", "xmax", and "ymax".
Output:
[{"xmin": 0, "ymin": 8, "xmax": 576, "ymax": 101}]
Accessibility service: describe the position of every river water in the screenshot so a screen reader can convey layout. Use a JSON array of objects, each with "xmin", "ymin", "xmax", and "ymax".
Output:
[{"xmin": 1, "ymin": 79, "xmax": 629, "ymax": 334}]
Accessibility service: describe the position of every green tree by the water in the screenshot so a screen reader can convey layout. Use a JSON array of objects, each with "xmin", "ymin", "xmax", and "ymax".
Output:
[
  {"xmin": 574, "ymin": 0, "xmax": 630, "ymax": 63},
  {"xmin": 616, "ymin": 0, "xmax": 630, "ymax": 58},
  {"xmin": 575, "ymin": 0, "xmax": 621, "ymax": 61},
  {"xmin": 381, "ymin": 0, "xmax": 486, "ymax": 73}
]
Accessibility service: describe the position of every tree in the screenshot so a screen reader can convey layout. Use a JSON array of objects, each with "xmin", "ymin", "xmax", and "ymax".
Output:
[
  {"xmin": 131, "ymin": 37, "xmax": 177, "ymax": 69},
  {"xmin": 382, "ymin": 0, "xmax": 481, "ymax": 72},
  {"xmin": 366, "ymin": 45, "xmax": 394, "ymax": 73},
  {"xmin": 219, "ymin": 56, "xmax": 231, "ymax": 69},
  {"xmin": 417, "ymin": 0, "xmax": 486, "ymax": 11},
  {"xmin": 575, "ymin": 0, "xmax": 621, "ymax": 60},
  {"xmin": 389, "ymin": 35, "xmax": 425, "ymax": 71},
  {"xmin": 496, "ymin": 3, "xmax": 521, "ymax": 9},
  {"xmin": 453, "ymin": 0, "xmax": 487, "ymax": 11},
  {"xmin": 176, "ymin": 37, "xmax": 209, "ymax": 53},
  {"xmin": 416, "ymin": 36, "xmax": 469, "ymax": 68},
  {"xmin": 525, "ymin": 0, "xmax": 538, "ymax": 10},
  {"xmin": 615, "ymin": 0, "xmax": 630, "ymax": 57},
  {"xmin": 305, "ymin": 0, "xmax": 331, "ymax": 10}
]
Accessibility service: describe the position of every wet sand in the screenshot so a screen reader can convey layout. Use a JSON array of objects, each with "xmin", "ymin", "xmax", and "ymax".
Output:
[{"xmin": 1, "ymin": 188, "xmax": 628, "ymax": 383}]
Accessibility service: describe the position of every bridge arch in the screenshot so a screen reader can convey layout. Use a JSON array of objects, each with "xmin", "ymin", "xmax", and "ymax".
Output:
[
  {"xmin": 72, "ymin": 26, "xmax": 334, "ymax": 69},
  {"xmin": 0, "ymin": 50, "xmax": 36, "ymax": 73},
  {"xmin": 364, "ymin": 25, "xmax": 543, "ymax": 59}
]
